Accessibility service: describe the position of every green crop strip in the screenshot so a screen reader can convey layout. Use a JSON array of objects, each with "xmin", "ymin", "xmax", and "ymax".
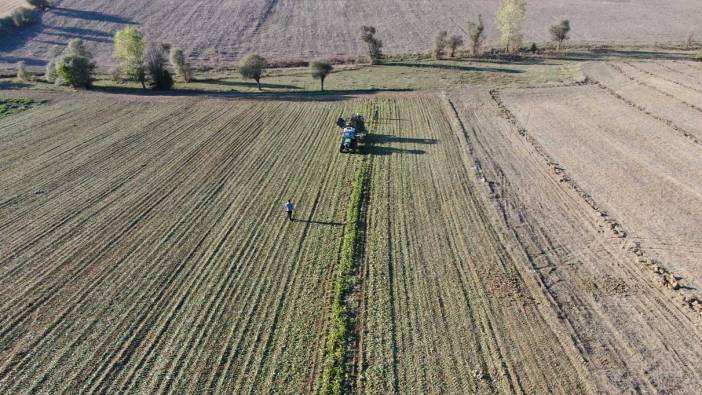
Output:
[
  {"xmin": 320, "ymin": 157, "xmax": 369, "ymax": 395},
  {"xmin": 0, "ymin": 98, "xmax": 34, "ymax": 120}
]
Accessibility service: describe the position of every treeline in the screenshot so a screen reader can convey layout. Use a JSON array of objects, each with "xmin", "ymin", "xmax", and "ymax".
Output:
[
  {"xmin": 0, "ymin": 0, "xmax": 51, "ymax": 33},
  {"xmin": 431, "ymin": 0, "xmax": 572, "ymax": 58}
]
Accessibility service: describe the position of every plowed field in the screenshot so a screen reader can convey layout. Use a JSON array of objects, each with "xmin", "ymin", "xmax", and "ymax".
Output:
[
  {"xmin": 447, "ymin": 61, "xmax": 702, "ymax": 393},
  {"xmin": 2, "ymin": 0, "xmax": 701, "ymax": 67}
]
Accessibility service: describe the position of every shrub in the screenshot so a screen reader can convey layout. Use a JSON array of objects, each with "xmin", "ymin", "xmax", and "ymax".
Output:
[
  {"xmin": 10, "ymin": 7, "xmax": 36, "ymax": 27},
  {"xmin": 309, "ymin": 59, "xmax": 333, "ymax": 91},
  {"xmin": 113, "ymin": 27, "xmax": 146, "ymax": 88},
  {"xmin": 496, "ymin": 0, "xmax": 526, "ymax": 53},
  {"xmin": 145, "ymin": 44, "xmax": 174, "ymax": 90},
  {"xmin": 45, "ymin": 58, "xmax": 57, "ymax": 82},
  {"xmin": 549, "ymin": 20, "xmax": 571, "ymax": 51},
  {"xmin": 434, "ymin": 31, "xmax": 448, "ymax": 59},
  {"xmin": 468, "ymin": 14, "xmax": 485, "ymax": 56},
  {"xmin": 448, "ymin": 35, "xmax": 464, "ymax": 58},
  {"xmin": 65, "ymin": 38, "xmax": 89, "ymax": 57},
  {"xmin": 55, "ymin": 55, "xmax": 95, "ymax": 88},
  {"xmin": 16, "ymin": 61, "xmax": 30, "ymax": 82},
  {"xmin": 169, "ymin": 47, "xmax": 192, "ymax": 83},
  {"xmin": 361, "ymin": 26, "xmax": 383, "ymax": 64},
  {"xmin": 27, "ymin": 0, "xmax": 51, "ymax": 11},
  {"xmin": 239, "ymin": 54, "xmax": 266, "ymax": 90}
]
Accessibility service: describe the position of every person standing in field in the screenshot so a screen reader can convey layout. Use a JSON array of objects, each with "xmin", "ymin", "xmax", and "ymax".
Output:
[{"xmin": 285, "ymin": 199, "xmax": 295, "ymax": 221}]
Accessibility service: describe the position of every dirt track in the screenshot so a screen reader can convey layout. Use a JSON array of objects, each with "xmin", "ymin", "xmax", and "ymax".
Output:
[{"xmin": 3, "ymin": 0, "xmax": 702, "ymax": 67}]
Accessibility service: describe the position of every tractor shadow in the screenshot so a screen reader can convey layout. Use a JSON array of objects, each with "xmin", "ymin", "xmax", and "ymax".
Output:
[{"xmin": 363, "ymin": 133, "xmax": 436, "ymax": 156}]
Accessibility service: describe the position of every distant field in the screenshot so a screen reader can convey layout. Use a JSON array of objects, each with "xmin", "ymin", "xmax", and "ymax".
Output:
[
  {"xmin": 0, "ymin": 0, "xmax": 26, "ymax": 16},
  {"xmin": 2, "ymin": 0, "xmax": 701, "ymax": 68}
]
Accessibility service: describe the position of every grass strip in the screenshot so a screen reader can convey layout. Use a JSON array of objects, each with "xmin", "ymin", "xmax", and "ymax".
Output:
[
  {"xmin": 0, "ymin": 98, "xmax": 34, "ymax": 120},
  {"xmin": 319, "ymin": 158, "xmax": 369, "ymax": 395}
]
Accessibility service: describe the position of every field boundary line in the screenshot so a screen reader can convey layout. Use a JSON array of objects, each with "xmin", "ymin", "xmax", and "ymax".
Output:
[
  {"xmin": 608, "ymin": 63, "xmax": 702, "ymax": 117},
  {"xmin": 487, "ymin": 89, "xmax": 702, "ymax": 317},
  {"xmin": 319, "ymin": 156, "xmax": 370, "ymax": 394},
  {"xmin": 589, "ymin": 77, "xmax": 702, "ymax": 146}
]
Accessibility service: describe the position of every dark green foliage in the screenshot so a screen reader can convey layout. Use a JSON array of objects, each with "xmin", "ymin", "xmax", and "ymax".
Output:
[
  {"xmin": 434, "ymin": 31, "xmax": 448, "ymax": 59},
  {"xmin": 145, "ymin": 44, "xmax": 174, "ymax": 90},
  {"xmin": 55, "ymin": 55, "xmax": 95, "ymax": 88},
  {"xmin": 27, "ymin": 0, "xmax": 52, "ymax": 11},
  {"xmin": 239, "ymin": 54, "xmax": 267, "ymax": 90},
  {"xmin": 448, "ymin": 35, "xmax": 464, "ymax": 57},
  {"xmin": 0, "ymin": 98, "xmax": 34, "ymax": 120},
  {"xmin": 309, "ymin": 59, "xmax": 333, "ymax": 91},
  {"xmin": 550, "ymin": 20, "xmax": 571, "ymax": 50},
  {"xmin": 320, "ymin": 160, "xmax": 368, "ymax": 395},
  {"xmin": 468, "ymin": 14, "xmax": 485, "ymax": 56},
  {"xmin": 361, "ymin": 26, "xmax": 383, "ymax": 64}
]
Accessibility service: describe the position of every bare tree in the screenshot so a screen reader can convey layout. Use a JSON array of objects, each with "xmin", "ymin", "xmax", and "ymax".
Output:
[
  {"xmin": 549, "ymin": 20, "xmax": 571, "ymax": 51},
  {"xmin": 686, "ymin": 33, "xmax": 695, "ymax": 50},
  {"xmin": 16, "ymin": 61, "xmax": 30, "ymax": 82},
  {"xmin": 169, "ymin": 47, "xmax": 193, "ymax": 83},
  {"xmin": 448, "ymin": 35, "xmax": 464, "ymax": 58},
  {"xmin": 145, "ymin": 44, "xmax": 174, "ymax": 90},
  {"xmin": 309, "ymin": 59, "xmax": 333, "ymax": 91},
  {"xmin": 468, "ymin": 14, "xmax": 485, "ymax": 56},
  {"xmin": 434, "ymin": 31, "xmax": 448, "ymax": 59},
  {"xmin": 361, "ymin": 26, "xmax": 383, "ymax": 64}
]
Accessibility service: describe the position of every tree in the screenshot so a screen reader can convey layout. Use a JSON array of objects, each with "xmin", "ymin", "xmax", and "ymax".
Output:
[
  {"xmin": 496, "ymin": 0, "xmax": 527, "ymax": 53},
  {"xmin": 44, "ymin": 46, "xmax": 61, "ymax": 83},
  {"xmin": 169, "ymin": 47, "xmax": 192, "ymax": 83},
  {"xmin": 16, "ymin": 61, "xmax": 30, "ymax": 82},
  {"xmin": 54, "ymin": 55, "xmax": 95, "ymax": 88},
  {"xmin": 361, "ymin": 26, "xmax": 383, "ymax": 64},
  {"xmin": 434, "ymin": 31, "xmax": 448, "ymax": 59},
  {"xmin": 113, "ymin": 27, "xmax": 146, "ymax": 88},
  {"xmin": 468, "ymin": 14, "xmax": 485, "ymax": 56},
  {"xmin": 65, "ymin": 38, "xmax": 89, "ymax": 57},
  {"xmin": 309, "ymin": 59, "xmax": 333, "ymax": 91},
  {"xmin": 27, "ymin": 0, "xmax": 51, "ymax": 11},
  {"xmin": 145, "ymin": 44, "xmax": 174, "ymax": 90},
  {"xmin": 239, "ymin": 54, "xmax": 266, "ymax": 90},
  {"xmin": 549, "ymin": 20, "xmax": 570, "ymax": 51},
  {"xmin": 10, "ymin": 7, "xmax": 36, "ymax": 27},
  {"xmin": 448, "ymin": 35, "xmax": 464, "ymax": 58}
]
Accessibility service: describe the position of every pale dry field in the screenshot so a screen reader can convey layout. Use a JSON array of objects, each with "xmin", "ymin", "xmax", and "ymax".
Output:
[
  {"xmin": 0, "ymin": 0, "xmax": 27, "ymax": 16},
  {"xmin": 446, "ymin": 60, "xmax": 702, "ymax": 393},
  {"xmin": 2, "ymin": 0, "xmax": 702, "ymax": 67}
]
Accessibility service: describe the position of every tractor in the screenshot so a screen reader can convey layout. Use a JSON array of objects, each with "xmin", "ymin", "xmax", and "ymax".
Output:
[{"xmin": 337, "ymin": 113, "xmax": 368, "ymax": 153}]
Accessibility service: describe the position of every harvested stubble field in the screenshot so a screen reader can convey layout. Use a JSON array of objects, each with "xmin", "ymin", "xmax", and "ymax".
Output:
[
  {"xmin": 0, "ymin": 94, "xmax": 370, "ymax": 392},
  {"xmin": 2, "ymin": 0, "xmax": 702, "ymax": 68}
]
